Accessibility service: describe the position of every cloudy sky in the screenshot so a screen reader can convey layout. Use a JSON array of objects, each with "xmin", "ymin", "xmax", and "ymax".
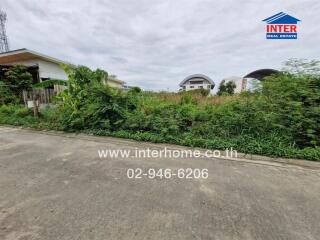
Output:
[{"xmin": 1, "ymin": 0, "xmax": 320, "ymax": 91}]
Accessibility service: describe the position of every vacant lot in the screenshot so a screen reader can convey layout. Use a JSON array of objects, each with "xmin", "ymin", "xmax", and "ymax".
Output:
[{"xmin": 0, "ymin": 126, "xmax": 320, "ymax": 240}]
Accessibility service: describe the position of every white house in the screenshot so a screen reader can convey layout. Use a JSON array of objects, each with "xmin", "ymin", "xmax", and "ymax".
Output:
[
  {"xmin": 0, "ymin": 48, "xmax": 73, "ymax": 93},
  {"xmin": 0, "ymin": 48, "xmax": 72, "ymax": 81},
  {"xmin": 179, "ymin": 74, "xmax": 215, "ymax": 92},
  {"xmin": 0, "ymin": 48, "xmax": 126, "ymax": 90}
]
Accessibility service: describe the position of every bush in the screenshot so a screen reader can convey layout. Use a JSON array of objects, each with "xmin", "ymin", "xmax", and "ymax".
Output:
[
  {"xmin": 56, "ymin": 66, "xmax": 138, "ymax": 131},
  {"xmin": 1, "ymin": 62, "xmax": 319, "ymax": 161},
  {"xmin": 0, "ymin": 81, "xmax": 19, "ymax": 104},
  {"xmin": 261, "ymin": 73, "xmax": 320, "ymax": 147},
  {"xmin": 217, "ymin": 81, "xmax": 236, "ymax": 96},
  {"xmin": 0, "ymin": 65, "xmax": 33, "ymax": 104},
  {"xmin": 3, "ymin": 65, "xmax": 33, "ymax": 94}
]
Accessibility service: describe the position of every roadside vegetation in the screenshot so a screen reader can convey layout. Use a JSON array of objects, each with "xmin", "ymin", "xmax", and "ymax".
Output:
[
  {"xmin": 0, "ymin": 65, "xmax": 33, "ymax": 104},
  {"xmin": 0, "ymin": 60, "xmax": 319, "ymax": 160}
]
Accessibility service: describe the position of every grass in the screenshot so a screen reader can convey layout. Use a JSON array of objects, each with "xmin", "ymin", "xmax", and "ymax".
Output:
[{"xmin": 1, "ymin": 104, "xmax": 319, "ymax": 161}]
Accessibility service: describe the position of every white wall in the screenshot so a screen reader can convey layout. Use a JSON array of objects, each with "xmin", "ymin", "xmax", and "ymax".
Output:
[
  {"xmin": 37, "ymin": 59, "xmax": 68, "ymax": 80},
  {"xmin": 3, "ymin": 58, "xmax": 68, "ymax": 81},
  {"xmin": 106, "ymin": 79, "xmax": 124, "ymax": 88},
  {"xmin": 230, "ymin": 78, "xmax": 244, "ymax": 93}
]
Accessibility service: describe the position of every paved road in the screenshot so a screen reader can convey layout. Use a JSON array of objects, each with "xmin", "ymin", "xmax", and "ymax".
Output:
[{"xmin": 0, "ymin": 126, "xmax": 320, "ymax": 240}]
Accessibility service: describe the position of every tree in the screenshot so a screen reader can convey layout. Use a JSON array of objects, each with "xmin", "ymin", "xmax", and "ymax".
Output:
[
  {"xmin": 217, "ymin": 81, "xmax": 236, "ymax": 96},
  {"xmin": 282, "ymin": 58, "xmax": 320, "ymax": 75},
  {"xmin": 4, "ymin": 65, "xmax": 33, "ymax": 95}
]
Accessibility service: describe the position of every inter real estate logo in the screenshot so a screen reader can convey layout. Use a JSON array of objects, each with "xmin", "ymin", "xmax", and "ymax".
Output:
[{"xmin": 263, "ymin": 12, "xmax": 300, "ymax": 39}]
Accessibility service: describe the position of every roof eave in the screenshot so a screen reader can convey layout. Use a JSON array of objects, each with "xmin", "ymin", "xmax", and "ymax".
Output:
[
  {"xmin": 0, "ymin": 48, "xmax": 75, "ymax": 67},
  {"xmin": 179, "ymin": 74, "xmax": 214, "ymax": 86}
]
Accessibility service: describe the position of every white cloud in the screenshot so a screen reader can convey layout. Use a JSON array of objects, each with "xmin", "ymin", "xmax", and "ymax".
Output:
[{"xmin": 2, "ymin": 0, "xmax": 320, "ymax": 91}]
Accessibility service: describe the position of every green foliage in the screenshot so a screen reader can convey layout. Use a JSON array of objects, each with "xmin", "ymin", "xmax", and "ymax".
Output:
[
  {"xmin": 0, "ymin": 65, "xmax": 33, "ymax": 104},
  {"xmin": 217, "ymin": 81, "xmax": 236, "ymax": 96},
  {"xmin": 64, "ymin": 65, "xmax": 107, "ymax": 88},
  {"xmin": 1, "ymin": 60, "xmax": 320, "ymax": 161},
  {"xmin": 3, "ymin": 65, "xmax": 33, "ymax": 94},
  {"xmin": 261, "ymin": 73, "xmax": 320, "ymax": 147},
  {"xmin": 180, "ymin": 93, "xmax": 193, "ymax": 105},
  {"xmin": 0, "ymin": 105, "xmax": 39, "ymax": 126},
  {"xmin": 33, "ymin": 79, "xmax": 67, "ymax": 88},
  {"xmin": 186, "ymin": 88, "xmax": 210, "ymax": 96},
  {"xmin": 56, "ymin": 66, "xmax": 137, "ymax": 131},
  {"xmin": 0, "ymin": 81, "xmax": 19, "ymax": 104},
  {"xmin": 128, "ymin": 86, "xmax": 142, "ymax": 94}
]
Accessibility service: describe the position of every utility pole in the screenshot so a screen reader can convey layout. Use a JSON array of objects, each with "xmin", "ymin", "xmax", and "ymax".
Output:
[{"xmin": 0, "ymin": 9, "xmax": 10, "ymax": 53}]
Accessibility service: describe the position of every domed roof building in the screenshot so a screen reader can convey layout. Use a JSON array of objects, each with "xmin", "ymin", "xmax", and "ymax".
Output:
[
  {"xmin": 243, "ymin": 69, "xmax": 279, "ymax": 80},
  {"xmin": 179, "ymin": 74, "xmax": 215, "ymax": 92}
]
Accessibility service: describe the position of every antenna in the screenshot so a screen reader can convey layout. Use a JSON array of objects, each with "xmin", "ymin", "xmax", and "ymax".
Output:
[{"xmin": 0, "ymin": 9, "xmax": 9, "ymax": 53}]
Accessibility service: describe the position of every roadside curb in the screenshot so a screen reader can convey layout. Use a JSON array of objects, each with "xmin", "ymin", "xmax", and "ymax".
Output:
[
  {"xmin": 210, "ymin": 154, "xmax": 320, "ymax": 170},
  {"xmin": 1, "ymin": 124, "xmax": 320, "ymax": 170},
  {"xmin": 233, "ymin": 152, "xmax": 320, "ymax": 169}
]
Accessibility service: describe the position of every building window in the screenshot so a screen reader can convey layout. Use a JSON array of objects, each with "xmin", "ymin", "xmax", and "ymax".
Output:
[
  {"xmin": 189, "ymin": 86, "xmax": 194, "ymax": 89},
  {"xmin": 190, "ymin": 80, "xmax": 203, "ymax": 84},
  {"xmin": 199, "ymin": 86, "xmax": 203, "ymax": 89}
]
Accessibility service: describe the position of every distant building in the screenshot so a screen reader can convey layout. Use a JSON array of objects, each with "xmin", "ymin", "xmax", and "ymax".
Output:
[
  {"xmin": 243, "ymin": 69, "xmax": 279, "ymax": 90},
  {"xmin": 243, "ymin": 69, "xmax": 279, "ymax": 80},
  {"xmin": 179, "ymin": 74, "xmax": 215, "ymax": 92},
  {"xmin": 106, "ymin": 75, "xmax": 125, "ymax": 89},
  {"xmin": 220, "ymin": 76, "xmax": 247, "ymax": 93},
  {"xmin": 220, "ymin": 69, "xmax": 279, "ymax": 93}
]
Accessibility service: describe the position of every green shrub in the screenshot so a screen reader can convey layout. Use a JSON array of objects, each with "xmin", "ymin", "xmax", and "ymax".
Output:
[
  {"xmin": 1, "ymin": 61, "xmax": 319, "ymax": 161},
  {"xmin": 261, "ymin": 73, "xmax": 320, "ymax": 147},
  {"xmin": 3, "ymin": 65, "xmax": 33, "ymax": 95},
  {"xmin": 0, "ymin": 81, "xmax": 19, "ymax": 104},
  {"xmin": 217, "ymin": 81, "xmax": 236, "ymax": 96},
  {"xmin": 0, "ymin": 105, "xmax": 38, "ymax": 126},
  {"xmin": 0, "ymin": 65, "xmax": 33, "ymax": 104},
  {"xmin": 55, "ymin": 66, "xmax": 138, "ymax": 131}
]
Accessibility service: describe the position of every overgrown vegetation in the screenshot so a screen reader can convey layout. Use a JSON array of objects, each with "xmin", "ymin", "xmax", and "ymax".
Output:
[
  {"xmin": 0, "ymin": 60, "xmax": 319, "ymax": 160},
  {"xmin": 0, "ymin": 65, "xmax": 33, "ymax": 104},
  {"xmin": 217, "ymin": 80, "xmax": 236, "ymax": 96}
]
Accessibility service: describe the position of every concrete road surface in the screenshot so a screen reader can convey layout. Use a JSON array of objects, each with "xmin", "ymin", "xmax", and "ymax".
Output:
[{"xmin": 0, "ymin": 126, "xmax": 320, "ymax": 240}]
